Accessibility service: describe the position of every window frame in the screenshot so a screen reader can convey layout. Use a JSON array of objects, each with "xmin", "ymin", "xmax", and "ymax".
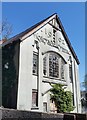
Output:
[
  {"xmin": 43, "ymin": 102, "xmax": 47, "ymax": 112},
  {"xmin": 32, "ymin": 52, "xmax": 38, "ymax": 76},
  {"xmin": 32, "ymin": 89, "xmax": 38, "ymax": 108},
  {"xmin": 43, "ymin": 56, "xmax": 47, "ymax": 76},
  {"xmin": 69, "ymin": 64, "xmax": 73, "ymax": 83},
  {"xmin": 43, "ymin": 52, "xmax": 66, "ymax": 80},
  {"xmin": 49, "ymin": 53, "xmax": 59, "ymax": 78},
  {"xmin": 61, "ymin": 59, "xmax": 65, "ymax": 80}
]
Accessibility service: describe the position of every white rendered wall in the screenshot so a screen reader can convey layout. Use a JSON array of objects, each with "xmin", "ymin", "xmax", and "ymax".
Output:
[{"xmin": 17, "ymin": 22, "xmax": 81, "ymax": 113}]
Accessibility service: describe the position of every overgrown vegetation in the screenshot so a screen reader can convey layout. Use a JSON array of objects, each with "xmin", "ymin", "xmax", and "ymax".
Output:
[{"xmin": 50, "ymin": 84, "xmax": 74, "ymax": 113}]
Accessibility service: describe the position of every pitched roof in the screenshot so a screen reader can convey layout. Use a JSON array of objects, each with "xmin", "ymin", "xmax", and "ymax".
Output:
[
  {"xmin": 2, "ymin": 13, "xmax": 80, "ymax": 64},
  {"xmin": 2, "ymin": 13, "xmax": 56, "ymax": 46}
]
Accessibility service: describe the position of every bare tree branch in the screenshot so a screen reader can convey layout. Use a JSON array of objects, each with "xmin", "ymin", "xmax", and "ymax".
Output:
[{"xmin": 0, "ymin": 19, "xmax": 12, "ymax": 39}]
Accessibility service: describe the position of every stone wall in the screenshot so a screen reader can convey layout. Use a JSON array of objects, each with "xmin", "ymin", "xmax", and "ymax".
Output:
[{"xmin": 0, "ymin": 108, "xmax": 87, "ymax": 120}]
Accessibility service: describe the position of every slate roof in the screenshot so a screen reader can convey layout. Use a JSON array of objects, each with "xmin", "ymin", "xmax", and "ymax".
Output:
[{"xmin": 2, "ymin": 13, "xmax": 80, "ymax": 64}]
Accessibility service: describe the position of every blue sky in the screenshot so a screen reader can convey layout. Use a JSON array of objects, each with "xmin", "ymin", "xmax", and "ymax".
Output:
[{"xmin": 2, "ymin": 2, "xmax": 85, "ymax": 90}]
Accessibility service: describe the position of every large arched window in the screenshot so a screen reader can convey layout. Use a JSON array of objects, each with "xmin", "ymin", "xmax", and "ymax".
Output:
[{"xmin": 43, "ymin": 52, "xmax": 66, "ymax": 80}]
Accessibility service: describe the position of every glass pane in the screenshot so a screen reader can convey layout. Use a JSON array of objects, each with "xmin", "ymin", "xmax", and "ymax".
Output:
[
  {"xmin": 69, "ymin": 65, "xmax": 73, "ymax": 82},
  {"xmin": 43, "ymin": 57, "xmax": 47, "ymax": 75},
  {"xmin": 32, "ymin": 90, "xmax": 38, "ymax": 107},
  {"xmin": 43, "ymin": 102, "xmax": 47, "ymax": 112},
  {"xmin": 61, "ymin": 59, "xmax": 64, "ymax": 79},
  {"xmin": 33, "ymin": 53, "xmax": 38, "ymax": 75},
  {"xmin": 49, "ymin": 53, "xmax": 59, "ymax": 78}
]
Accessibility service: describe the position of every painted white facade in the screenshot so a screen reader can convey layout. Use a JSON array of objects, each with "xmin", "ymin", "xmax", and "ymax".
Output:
[{"xmin": 17, "ymin": 14, "xmax": 81, "ymax": 113}]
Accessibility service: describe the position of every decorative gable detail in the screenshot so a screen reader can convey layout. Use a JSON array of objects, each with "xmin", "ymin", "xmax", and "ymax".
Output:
[{"xmin": 33, "ymin": 18, "xmax": 69, "ymax": 55}]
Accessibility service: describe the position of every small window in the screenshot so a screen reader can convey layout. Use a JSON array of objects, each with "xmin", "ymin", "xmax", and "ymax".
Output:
[
  {"xmin": 61, "ymin": 60, "xmax": 64, "ymax": 79},
  {"xmin": 43, "ymin": 56, "xmax": 47, "ymax": 76},
  {"xmin": 43, "ymin": 102, "xmax": 47, "ymax": 112},
  {"xmin": 53, "ymin": 29, "xmax": 56, "ymax": 43},
  {"xmin": 53, "ymin": 29, "xmax": 56, "ymax": 35},
  {"xmin": 32, "ymin": 89, "xmax": 38, "ymax": 107},
  {"xmin": 69, "ymin": 65, "xmax": 73, "ymax": 82},
  {"xmin": 32, "ymin": 53, "xmax": 38, "ymax": 75},
  {"xmin": 72, "ymin": 94, "xmax": 75, "ymax": 106}
]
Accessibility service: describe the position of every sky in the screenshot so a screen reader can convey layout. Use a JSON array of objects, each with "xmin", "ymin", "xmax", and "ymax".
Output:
[{"xmin": 2, "ymin": 2, "xmax": 85, "ymax": 90}]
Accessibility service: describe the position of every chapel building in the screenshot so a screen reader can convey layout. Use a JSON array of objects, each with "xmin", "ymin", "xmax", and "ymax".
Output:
[{"xmin": 2, "ymin": 13, "xmax": 81, "ymax": 113}]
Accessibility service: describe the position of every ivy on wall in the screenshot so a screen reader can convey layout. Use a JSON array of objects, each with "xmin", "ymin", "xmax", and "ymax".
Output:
[{"xmin": 50, "ymin": 84, "xmax": 74, "ymax": 113}]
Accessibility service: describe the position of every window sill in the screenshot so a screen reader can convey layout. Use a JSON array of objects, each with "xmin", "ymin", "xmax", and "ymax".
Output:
[
  {"xmin": 42, "ymin": 79, "xmax": 67, "ymax": 86},
  {"xmin": 31, "ymin": 107, "xmax": 39, "ymax": 110},
  {"xmin": 32, "ymin": 73, "xmax": 38, "ymax": 76},
  {"xmin": 43, "ymin": 75, "xmax": 65, "ymax": 81}
]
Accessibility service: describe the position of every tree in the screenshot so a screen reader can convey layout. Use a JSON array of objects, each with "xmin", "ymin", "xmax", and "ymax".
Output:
[
  {"xmin": 50, "ymin": 84, "xmax": 74, "ymax": 113},
  {"xmin": 0, "ymin": 19, "xmax": 12, "ymax": 39}
]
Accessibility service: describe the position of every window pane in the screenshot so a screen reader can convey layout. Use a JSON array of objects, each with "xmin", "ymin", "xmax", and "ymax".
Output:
[
  {"xmin": 69, "ymin": 65, "xmax": 73, "ymax": 82},
  {"xmin": 72, "ymin": 94, "xmax": 75, "ymax": 106},
  {"xmin": 53, "ymin": 29, "xmax": 56, "ymax": 43},
  {"xmin": 49, "ymin": 53, "xmax": 59, "ymax": 78},
  {"xmin": 43, "ymin": 102, "xmax": 47, "ymax": 112},
  {"xmin": 43, "ymin": 57, "xmax": 47, "ymax": 75},
  {"xmin": 61, "ymin": 59, "xmax": 64, "ymax": 79},
  {"xmin": 33, "ymin": 53, "xmax": 38, "ymax": 75},
  {"xmin": 32, "ymin": 90, "xmax": 38, "ymax": 107}
]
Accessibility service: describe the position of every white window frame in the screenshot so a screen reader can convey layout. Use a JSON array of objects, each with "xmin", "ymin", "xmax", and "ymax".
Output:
[{"xmin": 32, "ymin": 52, "xmax": 38, "ymax": 75}]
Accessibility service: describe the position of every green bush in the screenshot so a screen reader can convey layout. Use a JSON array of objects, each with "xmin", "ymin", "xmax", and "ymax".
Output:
[{"xmin": 50, "ymin": 84, "xmax": 75, "ymax": 113}]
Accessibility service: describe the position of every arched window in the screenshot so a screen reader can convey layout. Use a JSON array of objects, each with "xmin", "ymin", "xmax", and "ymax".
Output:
[{"xmin": 43, "ymin": 52, "xmax": 66, "ymax": 80}]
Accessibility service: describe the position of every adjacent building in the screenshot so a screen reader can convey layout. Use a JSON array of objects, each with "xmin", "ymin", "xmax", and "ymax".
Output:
[
  {"xmin": 81, "ymin": 90, "xmax": 87, "ymax": 113},
  {"xmin": 2, "ymin": 13, "xmax": 81, "ymax": 113}
]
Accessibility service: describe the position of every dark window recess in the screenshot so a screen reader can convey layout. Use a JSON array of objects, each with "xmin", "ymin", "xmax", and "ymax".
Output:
[
  {"xmin": 61, "ymin": 60, "xmax": 64, "ymax": 79},
  {"xmin": 49, "ymin": 53, "xmax": 59, "ymax": 78},
  {"xmin": 69, "ymin": 65, "xmax": 73, "ymax": 82},
  {"xmin": 32, "ymin": 89, "xmax": 38, "ymax": 107},
  {"xmin": 72, "ymin": 94, "xmax": 75, "ymax": 106},
  {"xmin": 32, "ymin": 53, "xmax": 38, "ymax": 75},
  {"xmin": 43, "ymin": 57, "xmax": 47, "ymax": 75},
  {"xmin": 43, "ymin": 102, "xmax": 47, "ymax": 112},
  {"xmin": 53, "ymin": 29, "xmax": 56, "ymax": 43}
]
